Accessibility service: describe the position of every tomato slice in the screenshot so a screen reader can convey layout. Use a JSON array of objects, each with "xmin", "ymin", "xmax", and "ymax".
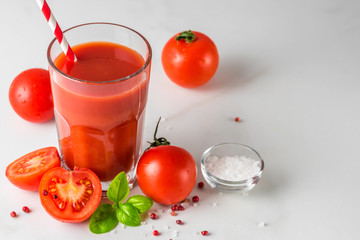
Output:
[
  {"xmin": 5, "ymin": 147, "xmax": 61, "ymax": 191},
  {"xmin": 39, "ymin": 167, "xmax": 102, "ymax": 223}
]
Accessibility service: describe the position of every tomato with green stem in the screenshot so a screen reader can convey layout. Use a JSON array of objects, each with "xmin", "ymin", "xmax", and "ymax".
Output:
[
  {"xmin": 136, "ymin": 118, "xmax": 197, "ymax": 205},
  {"xmin": 161, "ymin": 30, "xmax": 219, "ymax": 88}
]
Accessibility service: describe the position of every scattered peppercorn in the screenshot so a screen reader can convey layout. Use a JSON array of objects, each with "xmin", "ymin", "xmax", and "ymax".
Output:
[
  {"xmin": 176, "ymin": 219, "xmax": 183, "ymax": 225},
  {"xmin": 192, "ymin": 195, "xmax": 199, "ymax": 203},
  {"xmin": 22, "ymin": 206, "xmax": 30, "ymax": 213},
  {"xmin": 171, "ymin": 204, "xmax": 178, "ymax": 211},
  {"xmin": 201, "ymin": 230, "xmax": 209, "ymax": 236}
]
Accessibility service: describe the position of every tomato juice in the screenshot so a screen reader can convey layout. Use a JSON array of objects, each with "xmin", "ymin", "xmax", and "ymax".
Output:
[{"xmin": 49, "ymin": 41, "xmax": 150, "ymax": 183}]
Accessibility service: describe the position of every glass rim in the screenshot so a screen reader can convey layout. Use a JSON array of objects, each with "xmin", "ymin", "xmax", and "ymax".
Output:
[{"xmin": 47, "ymin": 22, "xmax": 152, "ymax": 84}]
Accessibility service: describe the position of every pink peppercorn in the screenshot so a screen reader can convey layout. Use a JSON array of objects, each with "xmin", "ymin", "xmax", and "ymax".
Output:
[
  {"xmin": 201, "ymin": 230, "xmax": 209, "ymax": 236},
  {"xmin": 153, "ymin": 230, "xmax": 159, "ymax": 236},
  {"xmin": 192, "ymin": 195, "xmax": 199, "ymax": 203},
  {"xmin": 176, "ymin": 219, "xmax": 183, "ymax": 225},
  {"xmin": 22, "ymin": 206, "xmax": 30, "ymax": 213}
]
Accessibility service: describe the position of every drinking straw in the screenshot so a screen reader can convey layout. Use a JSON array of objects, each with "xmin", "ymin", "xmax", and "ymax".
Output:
[{"xmin": 35, "ymin": 0, "xmax": 77, "ymax": 62}]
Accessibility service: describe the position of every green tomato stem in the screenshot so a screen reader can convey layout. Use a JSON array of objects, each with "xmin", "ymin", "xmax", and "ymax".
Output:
[
  {"xmin": 146, "ymin": 117, "xmax": 170, "ymax": 149},
  {"xmin": 175, "ymin": 30, "xmax": 196, "ymax": 43}
]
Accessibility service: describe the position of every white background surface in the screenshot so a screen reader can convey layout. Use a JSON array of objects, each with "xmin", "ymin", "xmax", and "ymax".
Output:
[{"xmin": 1, "ymin": 0, "xmax": 360, "ymax": 239}]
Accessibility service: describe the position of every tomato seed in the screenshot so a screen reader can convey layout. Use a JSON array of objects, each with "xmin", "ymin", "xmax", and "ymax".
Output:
[
  {"xmin": 198, "ymin": 182, "xmax": 205, "ymax": 188},
  {"xmin": 153, "ymin": 230, "xmax": 159, "ymax": 236},
  {"xmin": 201, "ymin": 230, "xmax": 209, "ymax": 236},
  {"xmin": 192, "ymin": 195, "xmax": 200, "ymax": 203},
  {"xmin": 72, "ymin": 202, "xmax": 82, "ymax": 212},
  {"xmin": 176, "ymin": 220, "xmax": 183, "ymax": 225},
  {"xmin": 10, "ymin": 211, "xmax": 16, "ymax": 218},
  {"xmin": 42, "ymin": 190, "xmax": 48, "ymax": 196},
  {"xmin": 150, "ymin": 213, "xmax": 157, "ymax": 219},
  {"xmin": 22, "ymin": 206, "xmax": 30, "ymax": 213},
  {"xmin": 58, "ymin": 201, "xmax": 66, "ymax": 210}
]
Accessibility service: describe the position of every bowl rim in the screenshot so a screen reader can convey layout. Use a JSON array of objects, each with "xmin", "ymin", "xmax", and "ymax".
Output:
[{"xmin": 200, "ymin": 142, "xmax": 264, "ymax": 185}]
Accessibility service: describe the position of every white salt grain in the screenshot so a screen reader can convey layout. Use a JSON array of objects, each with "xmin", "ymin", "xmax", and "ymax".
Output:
[
  {"xmin": 258, "ymin": 222, "xmax": 267, "ymax": 228},
  {"xmin": 205, "ymin": 155, "xmax": 260, "ymax": 181},
  {"xmin": 182, "ymin": 202, "xmax": 190, "ymax": 208},
  {"xmin": 172, "ymin": 230, "xmax": 179, "ymax": 238}
]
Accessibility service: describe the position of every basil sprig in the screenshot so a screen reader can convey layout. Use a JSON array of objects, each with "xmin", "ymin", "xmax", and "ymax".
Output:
[{"xmin": 89, "ymin": 172, "xmax": 153, "ymax": 234}]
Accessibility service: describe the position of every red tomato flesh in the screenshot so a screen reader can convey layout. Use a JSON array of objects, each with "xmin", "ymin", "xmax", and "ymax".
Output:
[
  {"xmin": 5, "ymin": 147, "xmax": 60, "ymax": 191},
  {"xmin": 39, "ymin": 167, "xmax": 102, "ymax": 223},
  {"xmin": 136, "ymin": 145, "xmax": 197, "ymax": 205}
]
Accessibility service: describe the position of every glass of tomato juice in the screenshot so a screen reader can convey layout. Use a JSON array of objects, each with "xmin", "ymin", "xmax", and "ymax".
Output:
[{"xmin": 47, "ymin": 23, "xmax": 152, "ymax": 192}]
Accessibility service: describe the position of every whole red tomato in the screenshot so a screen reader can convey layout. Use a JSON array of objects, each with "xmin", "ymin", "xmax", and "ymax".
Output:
[
  {"xmin": 137, "ymin": 145, "xmax": 197, "ymax": 205},
  {"xmin": 161, "ymin": 30, "xmax": 219, "ymax": 88},
  {"xmin": 9, "ymin": 68, "xmax": 54, "ymax": 123},
  {"xmin": 136, "ymin": 118, "xmax": 197, "ymax": 205}
]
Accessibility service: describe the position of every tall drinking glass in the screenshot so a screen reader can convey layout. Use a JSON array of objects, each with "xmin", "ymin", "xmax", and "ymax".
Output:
[{"xmin": 47, "ymin": 22, "xmax": 151, "ymax": 191}]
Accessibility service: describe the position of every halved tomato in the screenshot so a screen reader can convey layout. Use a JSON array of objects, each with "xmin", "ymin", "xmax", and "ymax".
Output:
[
  {"xmin": 5, "ymin": 147, "xmax": 61, "ymax": 191},
  {"xmin": 39, "ymin": 167, "xmax": 102, "ymax": 223}
]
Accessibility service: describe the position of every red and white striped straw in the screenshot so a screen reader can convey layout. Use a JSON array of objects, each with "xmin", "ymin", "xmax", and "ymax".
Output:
[{"xmin": 36, "ymin": 0, "xmax": 77, "ymax": 62}]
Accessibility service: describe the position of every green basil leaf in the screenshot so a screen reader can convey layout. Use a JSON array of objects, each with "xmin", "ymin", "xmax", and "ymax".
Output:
[
  {"xmin": 126, "ymin": 195, "xmax": 153, "ymax": 213},
  {"xmin": 107, "ymin": 171, "xmax": 130, "ymax": 203},
  {"xmin": 89, "ymin": 203, "xmax": 118, "ymax": 234},
  {"xmin": 115, "ymin": 203, "xmax": 141, "ymax": 226}
]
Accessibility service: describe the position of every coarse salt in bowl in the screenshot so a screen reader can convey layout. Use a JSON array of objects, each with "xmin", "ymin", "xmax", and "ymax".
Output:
[{"xmin": 201, "ymin": 143, "xmax": 264, "ymax": 193}]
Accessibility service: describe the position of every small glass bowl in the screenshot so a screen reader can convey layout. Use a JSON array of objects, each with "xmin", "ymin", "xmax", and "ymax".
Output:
[{"xmin": 201, "ymin": 143, "xmax": 264, "ymax": 193}]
